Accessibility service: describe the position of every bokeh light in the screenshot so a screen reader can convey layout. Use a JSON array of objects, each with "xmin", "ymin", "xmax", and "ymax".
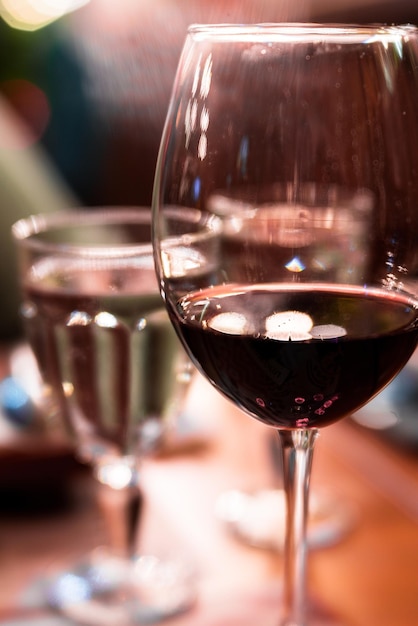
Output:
[{"xmin": 0, "ymin": 0, "xmax": 89, "ymax": 31}]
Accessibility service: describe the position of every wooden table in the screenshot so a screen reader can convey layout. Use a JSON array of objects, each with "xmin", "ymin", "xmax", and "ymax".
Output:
[{"xmin": 0, "ymin": 361, "xmax": 417, "ymax": 625}]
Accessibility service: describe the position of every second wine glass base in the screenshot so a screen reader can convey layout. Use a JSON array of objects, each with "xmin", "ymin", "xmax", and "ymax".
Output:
[
  {"xmin": 46, "ymin": 548, "xmax": 196, "ymax": 625},
  {"xmin": 216, "ymin": 488, "xmax": 356, "ymax": 552},
  {"xmin": 193, "ymin": 582, "xmax": 346, "ymax": 626}
]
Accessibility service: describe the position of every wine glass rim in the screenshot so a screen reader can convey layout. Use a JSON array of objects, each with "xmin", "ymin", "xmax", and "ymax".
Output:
[
  {"xmin": 12, "ymin": 206, "xmax": 222, "ymax": 258},
  {"xmin": 187, "ymin": 22, "xmax": 418, "ymax": 41},
  {"xmin": 12, "ymin": 207, "xmax": 155, "ymax": 257}
]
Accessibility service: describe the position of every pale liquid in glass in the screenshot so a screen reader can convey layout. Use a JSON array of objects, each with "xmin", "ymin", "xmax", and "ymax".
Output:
[{"xmin": 21, "ymin": 256, "xmax": 191, "ymax": 460}]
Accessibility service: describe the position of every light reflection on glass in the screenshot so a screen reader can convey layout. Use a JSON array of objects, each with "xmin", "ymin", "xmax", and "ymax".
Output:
[
  {"xmin": 285, "ymin": 256, "xmax": 306, "ymax": 273},
  {"xmin": 208, "ymin": 311, "xmax": 249, "ymax": 334},
  {"xmin": 184, "ymin": 52, "xmax": 211, "ymax": 160},
  {"xmin": 265, "ymin": 311, "xmax": 313, "ymax": 341},
  {"xmin": 200, "ymin": 53, "xmax": 212, "ymax": 98},
  {"xmin": 197, "ymin": 133, "xmax": 207, "ymax": 160},
  {"xmin": 96, "ymin": 458, "xmax": 136, "ymax": 490},
  {"xmin": 49, "ymin": 573, "xmax": 91, "ymax": 605},
  {"xmin": 95, "ymin": 311, "xmax": 118, "ymax": 328},
  {"xmin": 67, "ymin": 311, "xmax": 92, "ymax": 326},
  {"xmin": 310, "ymin": 324, "xmax": 347, "ymax": 339}
]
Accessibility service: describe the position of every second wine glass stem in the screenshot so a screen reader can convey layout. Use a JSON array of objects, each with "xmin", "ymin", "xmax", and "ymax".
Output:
[
  {"xmin": 277, "ymin": 428, "xmax": 319, "ymax": 626},
  {"xmin": 94, "ymin": 457, "xmax": 142, "ymax": 558},
  {"xmin": 96, "ymin": 482, "xmax": 142, "ymax": 558}
]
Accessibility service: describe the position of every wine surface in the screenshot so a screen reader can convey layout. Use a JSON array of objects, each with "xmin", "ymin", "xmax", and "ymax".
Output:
[
  {"xmin": 23, "ymin": 257, "xmax": 191, "ymax": 458},
  {"xmin": 172, "ymin": 284, "xmax": 418, "ymax": 429}
]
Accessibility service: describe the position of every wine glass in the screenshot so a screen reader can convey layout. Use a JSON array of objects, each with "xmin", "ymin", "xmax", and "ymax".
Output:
[
  {"xmin": 152, "ymin": 24, "xmax": 418, "ymax": 625},
  {"xmin": 12, "ymin": 207, "xmax": 196, "ymax": 624}
]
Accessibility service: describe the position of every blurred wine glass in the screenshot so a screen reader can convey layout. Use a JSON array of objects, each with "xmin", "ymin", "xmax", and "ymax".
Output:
[{"xmin": 12, "ymin": 207, "xmax": 196, "ymax": 624}]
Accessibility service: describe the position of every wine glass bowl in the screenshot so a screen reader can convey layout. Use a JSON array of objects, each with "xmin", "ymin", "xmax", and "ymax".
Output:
[
  {"xmin": 12, "ymin": 208, "xmax": 196, "ymax": 623},
  {"xmin": 208, "ymin": 184, "xmax": 374, "ymax": 285},
  {"xmin": 152, "ymin": 23, "xmax": 418, "ymax": 625}
]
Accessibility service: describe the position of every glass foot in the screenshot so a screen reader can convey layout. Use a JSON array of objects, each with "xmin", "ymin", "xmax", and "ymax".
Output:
[
  {"xmin": 46, "ymin": 548, "xmax": 196, "ymax": 625},
  {"xmin": 191, "ymin": 583, "xmax": 346, "ymax": 626},
  {"xmin": 216, "ymin": 488, "xmax": 356, "ymax": 551}
]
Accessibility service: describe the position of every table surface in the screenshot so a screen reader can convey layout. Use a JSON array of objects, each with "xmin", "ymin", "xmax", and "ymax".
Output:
[{"xmin": 0, "ymin": 349, "xmax": 417, "ymax": 626}]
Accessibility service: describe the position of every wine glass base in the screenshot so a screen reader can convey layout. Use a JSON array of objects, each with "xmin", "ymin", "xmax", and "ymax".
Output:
[
  {"xmin": 216, "ymin": 488, "xmax": 356, "ymax": 551},
  {"xmin": 187, "ymin": 582, "xmax": 346, "ymax": 626},
  {"xmin": 46, "ymin": 548, "xmax": 196, "ymax": 625}
]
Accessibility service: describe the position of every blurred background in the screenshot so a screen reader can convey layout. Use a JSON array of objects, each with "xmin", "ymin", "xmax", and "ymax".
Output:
[{"xmin": 0, "ymin": 0, "xmax": 417, "ymax": 340}]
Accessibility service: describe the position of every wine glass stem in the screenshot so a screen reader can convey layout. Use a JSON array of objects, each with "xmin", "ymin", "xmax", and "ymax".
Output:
[
  {"xmin": 277, "ymin": 428, "xmax": 319, "ymax": 626},
  {"xmin": 96, "ymin": 475, "xmax": 143, "ymax": 558}
]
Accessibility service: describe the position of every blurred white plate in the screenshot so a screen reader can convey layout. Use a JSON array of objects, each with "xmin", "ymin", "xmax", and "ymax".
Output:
[{"xmin": 216, "ymin": 488, "xmax": 356, "ymax": 551}]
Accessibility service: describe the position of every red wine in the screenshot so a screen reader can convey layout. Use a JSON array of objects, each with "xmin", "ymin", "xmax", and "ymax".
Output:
[{"xmin": 171, "ymin": 284, "xmax": 418, "ymax": 429}]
